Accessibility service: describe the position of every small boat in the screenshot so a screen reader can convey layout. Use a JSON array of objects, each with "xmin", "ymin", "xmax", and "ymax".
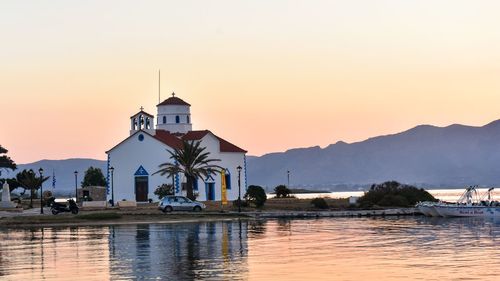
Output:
[
  {"xmin": 417, "ymin": 186, "xmax": 500, "ymax": 218},
  {"xmin": 433, "ymin": 204, "xmax": 500, "ymax": 217}
]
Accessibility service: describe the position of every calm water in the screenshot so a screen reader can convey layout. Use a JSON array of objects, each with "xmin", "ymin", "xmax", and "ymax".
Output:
[{"xmin": 1, "ymin": 217, "xmax": 500, "ymax": 281}]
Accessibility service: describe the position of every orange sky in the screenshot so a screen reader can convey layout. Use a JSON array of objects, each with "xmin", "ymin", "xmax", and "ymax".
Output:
[{"xmin": 2, "ymin": 0, "xmax": 500, "ymax": 163}]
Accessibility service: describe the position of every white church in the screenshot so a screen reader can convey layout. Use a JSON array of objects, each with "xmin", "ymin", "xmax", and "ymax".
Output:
[{"xmin": 106, "ymin": 94, "xmax": 248, "ymax": 203}]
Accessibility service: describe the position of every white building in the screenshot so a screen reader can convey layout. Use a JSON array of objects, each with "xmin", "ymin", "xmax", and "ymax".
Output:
[{"xmin": 106, "ymin": 94, "xmax": 248, "ymax": 203}]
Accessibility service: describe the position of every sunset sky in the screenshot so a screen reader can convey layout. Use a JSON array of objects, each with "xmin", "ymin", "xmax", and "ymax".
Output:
[{"xmin": 2, "ymin": 0, "xmax": 500, "ymax": 163}]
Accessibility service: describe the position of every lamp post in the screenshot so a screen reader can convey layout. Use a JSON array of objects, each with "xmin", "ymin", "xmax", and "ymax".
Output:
[
  {"xmin": 237, "ymin": 165, "xmax": 242, "ymax": 213},
  {"xmin": 287, "ymin": 170, "xmax": 290, "ymax": 187},
  {"xmin": 74, "ymin": 171, "xmax": 78, "ymax": 202},
  {"xmin": 109, "ymin": 167, "xmax": 115, "ymax": 206},
  {"xmin": 39, "ymin": 168, "xmax": 44, "ymax": 214}
]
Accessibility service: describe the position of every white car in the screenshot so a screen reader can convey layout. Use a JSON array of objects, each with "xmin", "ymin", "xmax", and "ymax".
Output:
[{"xmin": 158, "ymin": 196, "xmax": 206, "ymax": 212}]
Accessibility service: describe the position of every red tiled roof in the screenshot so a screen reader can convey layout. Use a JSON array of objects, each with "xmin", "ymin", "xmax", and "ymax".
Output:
[
  {"xmin": 153, "ymin": 130, "xmax": 183, "ymax": 149},
  {"xmin": 217, "ymin": 136, "xmax": 247, "ymax": 153},
  {"xmin": 181, "ymin": 130, "xmax": 247, "ymax": 153},
  {"xmin": 182, "ymin": 130, "xmax": 209, "ymax": 140},
  {"xmin": 107, "ymin": 129, "xmax": 246, "ymax": 154},
  {"xmin": 157, "ymin": 96, "xmax": 191, "ymax": 106}
]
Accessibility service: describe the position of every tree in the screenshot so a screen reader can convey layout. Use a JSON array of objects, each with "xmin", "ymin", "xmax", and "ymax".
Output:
[
  {"xmin": 0, "ymin": 145, "xmax": 16, "ymax": 171},
  {"xmin": 358, "ymin": 181, "xmax": 437, "ymax": 208},
  {"xmin": 16, "ymin": 169, "xmax": 50, "ymax": 208},
  {"xmin": 274, "ymin": 185, "xmax": 291, "ymax": 198},
  {"xmin": 311, "ymin": 197, "xmax": 329, "ymax": 209},
  {"xmin": 154, "ymin": 140, "xmax": 222, "ymax": 200},
  {"xmin": 81, "ymin": 166, "xmax": 107, "ymax": 187},
  {"xmin": 154, "ymin": 184, "xmax": 174, "ymax": 200},
  {"xmin": 245, "ymin": 185, "xmax": 267, "ymax": 207}
]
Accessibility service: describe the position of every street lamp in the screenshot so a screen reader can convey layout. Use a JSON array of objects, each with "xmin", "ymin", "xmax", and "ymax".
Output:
[
  {"xmin": 109, "ymin": 167, "xmax": 115, "ymax": 206},
  {"xmin": 287, "ymin": 170, "xmax": 290, "ymax": 187},
  {"xmin": 237, "ymin": 165, "xmax": 242, "ymax": 213},
  {"xmin": 39, "ymin": 168, "xmax": 44, "ymax": 214},
  {"xmin": 74, "ymin": 171, "xmax": 78, "ymax": 202}
]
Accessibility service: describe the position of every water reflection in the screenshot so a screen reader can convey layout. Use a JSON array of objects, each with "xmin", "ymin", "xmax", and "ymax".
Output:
[
  {"xmin": 1, "ymin": 217, "xmax": 500, "ymax": 280},
  {"xmin": 108, "ymin": 221, "xmax": 248, "ymax": 280},
  {"xmin": 0, "ymin": 221, "xmax": 248, "ymax": 281}
]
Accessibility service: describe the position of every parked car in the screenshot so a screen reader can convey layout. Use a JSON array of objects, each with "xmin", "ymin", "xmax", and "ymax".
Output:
[{"xmin": 158, "ymin": 196, "xmax": 206, "ymax": 212}]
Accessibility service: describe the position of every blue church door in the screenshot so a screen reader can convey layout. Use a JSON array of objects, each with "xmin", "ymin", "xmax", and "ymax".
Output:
[{"xmin": 205, "ymin": 183, "xmax": 215, "ymax": 201}]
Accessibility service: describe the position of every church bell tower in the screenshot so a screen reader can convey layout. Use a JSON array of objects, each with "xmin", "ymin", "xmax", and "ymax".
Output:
[
  {"xmin": 156, "ymin": 93, "xmax": 192, "ymax": 134},
  {"xmin": 130, "ymin": 107, "xmax": 155, "ymax": 136}
]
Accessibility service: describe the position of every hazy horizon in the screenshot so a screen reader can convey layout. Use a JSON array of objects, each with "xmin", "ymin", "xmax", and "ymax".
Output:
[{"xmin": 3, "ymin": 0, "xmax": 500, "ymax": 163}]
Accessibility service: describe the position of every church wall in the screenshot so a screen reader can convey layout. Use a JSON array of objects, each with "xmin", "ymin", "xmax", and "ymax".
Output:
[
  {"xmin": 219, "ymin": 152, "xmax": 247, "ymax": 200},
  {"xmin": 157, "ymin": 105, "xmax": 189, "ymax": 115},
  {"xmin": 108, "ymin": 132, "xmax": 174, "ymax": 202}
]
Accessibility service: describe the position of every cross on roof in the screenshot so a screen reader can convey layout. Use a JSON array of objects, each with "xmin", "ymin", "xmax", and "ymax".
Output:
[
  {"xmin": 172, "ymin": 92, "xmax": 175, "ymax": 97},
  {"xmin": 140, "ymin": 106, "xmax": 144, "ymax": 111}
]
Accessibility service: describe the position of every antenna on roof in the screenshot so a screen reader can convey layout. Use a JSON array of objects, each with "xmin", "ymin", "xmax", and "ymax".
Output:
[{"xmin": 158, "ymin": 69, "xmax": 161, "ymax": 104}]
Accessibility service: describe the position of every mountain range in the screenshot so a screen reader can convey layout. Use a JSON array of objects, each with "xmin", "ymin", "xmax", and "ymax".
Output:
[
  {"xmin": 5, "ymin": 120, "xmax": 500, "ymax": 194},
  {"xmin": 246, "ymin": 120, "xmax": 500, "ymax": 190}
]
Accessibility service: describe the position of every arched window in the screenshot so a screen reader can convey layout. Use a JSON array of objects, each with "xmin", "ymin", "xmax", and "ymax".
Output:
[
  {"xmin": 187, "ymin": 115, "xmax": 190, "ymax": 124},
  {"xmin": 163, "ymin": 116, "xmax": 166, "ymax": 124},
  {"xmin": 175, "ymin": 116, "xmax": 180, "ymax": 124}
]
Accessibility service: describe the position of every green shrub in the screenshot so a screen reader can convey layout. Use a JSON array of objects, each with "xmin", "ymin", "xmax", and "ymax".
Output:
[
  {"xmin": 232, "ymin": 199, "xmax": 249, "ymax": 208},
  {"xmin": 311, "ymin": 197, "xmax": 329, "ymax": 209},
  {"xmin": 378, "ymin": 194, "xmax": 409, "ymax": 207},
  {"xmin": 358, "ymin": 181, "xmax": 437, "ymax": 208},
  {"xmin": 154, "ymin": 184, "xmax": 174, "ymax": 199},
  {"xmin": 244, "ymin": 185, "xmax": 267, "ymax": 207},
  {"xmin": 76, "ymin": 212, "xmax": 122, "ymax": 220},
  {"xmin": 274, "ymin": 185, "xmax": 292, "ymax": 198}
]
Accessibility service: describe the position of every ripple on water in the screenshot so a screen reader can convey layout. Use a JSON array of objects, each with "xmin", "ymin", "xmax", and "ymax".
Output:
[{"xmin": 0, "ymin": 217, "xmax": 499, "ymax": 280}]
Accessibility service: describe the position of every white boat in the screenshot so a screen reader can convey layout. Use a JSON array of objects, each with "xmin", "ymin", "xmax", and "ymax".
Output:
[
  {"xmin": 433, "ymin": 204, "xmax": 500, "ymax": 217},
  {"xmin": 417, "ymin": 186, "xmax": 500, "ymax": 218}
]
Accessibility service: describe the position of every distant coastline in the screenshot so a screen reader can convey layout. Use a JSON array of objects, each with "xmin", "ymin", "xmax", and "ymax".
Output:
[{"xmin": 290, "ymin": 188, "xmax": 331, "ymax": 194}]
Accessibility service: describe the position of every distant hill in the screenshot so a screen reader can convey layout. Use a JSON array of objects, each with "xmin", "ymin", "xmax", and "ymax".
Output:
[
  {"xmin": 6, "ymin": 120, "xmax": 500, "ymax": 193},
  {"xmin": 3, "ymin": 159, "xmax": 106, "ymax": 195},
  {"xmin": 246, "ymin": 120, "xmax": 500, "ymax": 190}
]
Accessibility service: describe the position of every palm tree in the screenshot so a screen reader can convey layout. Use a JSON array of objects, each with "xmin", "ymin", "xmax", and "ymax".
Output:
[
  {"xmin": 154, "ymin": 140, "xmax": 222, "ymax": 200},
  {"xmin": 16, "ymin": 169, "xmax": 50, "ymax": 208},
  {"xmin": 0, "ymin": 145, "xmax": 16, "ymax": 171}
]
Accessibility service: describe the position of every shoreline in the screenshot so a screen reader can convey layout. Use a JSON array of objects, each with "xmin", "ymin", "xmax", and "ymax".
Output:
[{"xmin": 0, "ymin": 208, "xmax": 420, "ymax": 229}]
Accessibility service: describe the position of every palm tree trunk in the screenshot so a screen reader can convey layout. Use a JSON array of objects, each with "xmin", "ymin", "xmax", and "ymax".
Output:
[
  {"xmin": 29, "ymin": 188, "xmax": 33, "ymax": 208},
  {"xmin": 185, "ymin": 174, "xmax": 195, "ymax": 200}
]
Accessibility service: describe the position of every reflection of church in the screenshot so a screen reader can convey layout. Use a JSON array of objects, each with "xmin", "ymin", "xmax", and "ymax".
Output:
[
  {"xmin": 106, "ymin": 94, "xmax": 248, "ymax": 202},
  {"xmin": 108, "ymin": 221, "xmax": 249, "ymax": 280}
]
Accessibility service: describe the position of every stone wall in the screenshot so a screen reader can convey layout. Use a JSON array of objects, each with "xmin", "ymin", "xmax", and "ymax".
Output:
[{"xmin": 77, "ymin": 186, "xmax": 106, "ymax": 201}]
